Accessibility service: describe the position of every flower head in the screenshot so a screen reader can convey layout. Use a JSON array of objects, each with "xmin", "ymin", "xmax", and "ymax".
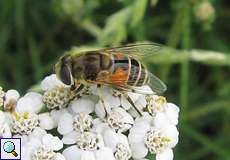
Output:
[
  {"xmin": 43, "ymin": 86, "xmax": 75, "ymax": 109},
  {"xmin": 11, "ymin": 112, "xmax": 39, "ymax": 135},
  {"xmin": 63, "ymin": 130, "xmax": 115, "ymax": 160},
  {"xmin": 0, "ymin": 73, "xmax": 180, "ymax": 160},
  {"xmin": 22, "ymin": 133, "xmax": 64, "ymax": 160},
  {"xmin": 128, "ymin": 114, "xmax": 179, "ymax": 160},
  {"xmin": 106, "ymin": 107, "xmax": 134, "ymax": 132},
  {"xmin": 73, "ymin": 113, "xmax": 93, "ymax": 132}
]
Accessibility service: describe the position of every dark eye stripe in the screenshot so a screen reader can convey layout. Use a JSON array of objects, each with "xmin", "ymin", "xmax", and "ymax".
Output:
[{"xmin": 60, "ymin": 65, "xmax": 72, "ymax": 85}]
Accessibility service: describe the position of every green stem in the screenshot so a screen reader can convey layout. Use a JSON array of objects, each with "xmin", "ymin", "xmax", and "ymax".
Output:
[
  {"xmin": 146, "ymin": 48, "xmax": 230, "ymax": 66},
  {"xmin": 180, "ymin": 2, "xmax": 191, "ymax": 110}
]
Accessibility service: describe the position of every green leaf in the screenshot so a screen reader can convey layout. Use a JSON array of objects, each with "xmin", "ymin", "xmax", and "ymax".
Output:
[{"xmin": 131, "ymin": 0, "xmax": 148, "ymax": 27}]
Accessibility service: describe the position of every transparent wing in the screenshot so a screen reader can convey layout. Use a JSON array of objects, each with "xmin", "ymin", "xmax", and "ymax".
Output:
[
  {"xmin": 100, "ymin": 43, "xmax": 162, "ymax": 59},
  {"xmin": 147, "ymin": 71, "xmax": 167, "ymax": 94}
]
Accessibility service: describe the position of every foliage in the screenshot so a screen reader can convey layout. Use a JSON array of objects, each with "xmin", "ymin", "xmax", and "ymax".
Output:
[{"xmin": 0, "ymin": 0, "xmax": 229, "ymax": 159}]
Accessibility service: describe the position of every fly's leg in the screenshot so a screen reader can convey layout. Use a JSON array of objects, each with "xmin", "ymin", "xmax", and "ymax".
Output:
[
  {"xmin": 69, "ymin": 83, "xmax": 85, "ymax": 102},
  {"xmin": 97, "ymin": 84, "xmax": 109, "ymax": 118},
  {"xmin": 122, "ymin": 92, "xmax": 143, "ymax": 116}
]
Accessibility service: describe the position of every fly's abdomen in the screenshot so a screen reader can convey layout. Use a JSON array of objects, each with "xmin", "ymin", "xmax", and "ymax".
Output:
[
  {"xmin": 128, "ymin": 58, "xmax": 148, "ymax": 86},
  {"xmin": 113, "ymin": 54, "xmax": 148, "ymax": 87}
]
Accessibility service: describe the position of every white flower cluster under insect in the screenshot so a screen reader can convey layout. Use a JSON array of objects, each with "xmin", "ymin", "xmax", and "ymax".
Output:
[{"xmin": 0, "ymin": 74, "xmax": 180, "ymax": 160}]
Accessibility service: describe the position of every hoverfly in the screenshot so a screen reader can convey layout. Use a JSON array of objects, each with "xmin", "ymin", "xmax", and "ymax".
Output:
[{"xmin": 55, "ymin": 43, "xmax": 167, "ymax": 95}]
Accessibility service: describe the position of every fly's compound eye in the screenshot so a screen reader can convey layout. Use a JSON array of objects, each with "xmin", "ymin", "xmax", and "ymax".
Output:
[{"xmin": 60, "ymin": 64, "xmax": 72, "ymax": 85}]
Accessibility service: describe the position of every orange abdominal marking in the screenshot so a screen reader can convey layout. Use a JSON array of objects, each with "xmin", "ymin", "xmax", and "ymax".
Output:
[{"xmin": 110, "ymin": 68, "xmax": 128, "ymax": 85}]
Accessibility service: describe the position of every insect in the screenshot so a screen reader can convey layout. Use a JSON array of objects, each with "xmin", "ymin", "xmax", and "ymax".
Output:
[{"xmin": 55, "ymin": 43, "xmax": 167, "ymax": 95}]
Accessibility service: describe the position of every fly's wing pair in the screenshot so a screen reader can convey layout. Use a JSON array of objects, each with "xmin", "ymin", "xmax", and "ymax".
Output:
[
  {"xmin": 104, "ymin": 43, "xmax": 162, "ymax": 59},
  {"xmin": 98, "ymin": 43, "xmax": 167, "ymax": 95}
]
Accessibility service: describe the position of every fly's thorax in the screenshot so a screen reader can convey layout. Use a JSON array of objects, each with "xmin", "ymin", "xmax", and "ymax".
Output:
[{"xmin": 72, "ymin": 52, "xmax": 113, "ymax": 81}]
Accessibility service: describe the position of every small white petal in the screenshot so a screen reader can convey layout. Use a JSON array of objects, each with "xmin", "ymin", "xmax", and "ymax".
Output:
[
  {"xmin": 70, "ymin": 97, "xmax": 95, "ymax": 114},
  {"xmin": 0, "ymin": 111, "xmax": 5, "ymax": 124},
  {"xmin": 130, "ymin": 121, "xmax": 150, "ymax": 135},
  {"xmin": 135, "ymin": 112, "xmax": 152, "ymax": 123},
  {"xmin": 39, "ymin": 113, "xmax": 55, "ymax": 130},
  {"xmin": 57, "ymin": 112, "xmax": 73, "ymax": 135},
  {"xmin": 100, "ymin": 87, "xmax": 120, "ymax": 108},
  {"xmin": 1, "ymin": 123, "xmax": 12, "ymax": 138},
  {"xmin": 135, "ymin": 95, "xmax": 147, "ymax": 110},
  {"xmin": 168, "ymin": 103, "xmax": 179, "ymax": 113},
  {"xmin": 128, "ymin": 131, "xmax": 145, "ymax": 144},
  {"xmin": 130, "ymin": 142, "xmax": 148, "ymax": 159},
  {"xmin": 120, "ymin": 96, "xmax": 132, "ymax": 110},
  {"xmin": 16, "ymin": 92, "xmax": 43, "ymax": 113},
  {"xmin": 103, "ymin": 129, "xmax": 119, "ymax": 151},
  {"xmin": 128, "ymin": 118, "xmax": 150, "ymax": 144},
  {"xmin": 114, "ymin": 107, "xmax": 134, "ymax": 124},
  {"xmin": 13, "ymin": 134, "xmax": 28, "ymax": 146},
  {"xmin": 29, "ymin": 127, "xmax": 47, "ymax": 140},
  {"xmin": 50, "ymin": 109, "xmax": 68, "ymax": 125},
  {"xmin": 25, "ymin": 145, "xmax": 40, "ymax": 160},
  {"xmin": 42, "ymin": 134, "xmax": 63, "ymax": 151},
  {"xmin": 62, "ymin": 131, "xmax": 80, "ymax": 145},
  {"xmin": 156, "ymin": 148, "xmax": 173, "ymax": 160},
  {"xmin": 55, "ymin": 153, "xmax": 66, "ymax": 160},
  {"xmin": 63, "ymin": 145, "xmax": 82, "ymax": 160},
  {"xmin": 41, "ymin": 74, "xmax": 65, "ymax": 91},
  {"xmin": 25, "ymin": 92, "xmax": 43, "ymax": 112},
  {"xmin": 95, "ymin": 147, "xmax": 115, "ymax": 160},
  {"xmin": 166, "ymin": 103, "xmax": 179, "ymax": 125},
  {"xmin": 5, "ymin": 89, "xmax": 20, "ymax": 101},
  {"xmin": 21, "ymin": 146, "xmax": 32, "ymax": 160},
  {"xmin": 154, "ymin": 113, "xmax": 171, "ymax": 129},
  {"xmin": 117, "ymin": 133, "xmax": 129, "ymax": 146},
  {"xmin": 81, "ymin": 151, "xmax": 95, "ymax": 160},
  {"xmin": 92, "ymin": 121, "xmax": 109, "ymax": 134},
  {"xmin": 164, "ymin": 125, "xmax": 179, "ymax": 148},
  {"xmin": 26, "ymin": 138, "xmax": 42, "ymax": 150},
  {"xmin": 95, "ymin": 100, "xmax": 111, "ymax": 119},
  {"xmin": 128, "ymin": 107, "xmax": 139, "ymax": 118},
  {"xmin": 16, "ymin": 97, "xmax": 32, "ymax": 112},
  {"xmin": 104, "ymin": 96, "xmax": 120, "ymax": 109},
  {"xmin": 128, "ymin": 92, "xmax": 142, "ymax": 102},
  {"xmin": 142, "ymin": 85, "xmax": 154, "ymax": 94}
]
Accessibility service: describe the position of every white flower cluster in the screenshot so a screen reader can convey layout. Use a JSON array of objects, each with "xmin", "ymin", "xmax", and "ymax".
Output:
[{"xmin": 0, "ymin": 74, "xmax": 180, "ymax": 160}]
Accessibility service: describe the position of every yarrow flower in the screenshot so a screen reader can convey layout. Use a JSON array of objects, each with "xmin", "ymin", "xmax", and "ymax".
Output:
[
  {"xmin": 22, "ymin": 132, "xmax": 64, "ymax": 160},
  {"xmin": 0, "ymin": 73, "xmax": 180, "ymax": 160},
  {"xmin": 11, "ymin": 112, "xmax": 39, "ymax": 135}
]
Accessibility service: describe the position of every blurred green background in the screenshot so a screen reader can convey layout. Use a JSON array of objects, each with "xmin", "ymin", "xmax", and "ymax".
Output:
[{"xmin": 0, "ymin": 0, "xmax": 229, "ymax": 159}]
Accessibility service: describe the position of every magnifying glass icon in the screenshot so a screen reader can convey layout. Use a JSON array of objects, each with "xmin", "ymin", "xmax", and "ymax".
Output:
[{"xmin": 3, "ymin": 141, "xmax": 18, "ymax": 157}]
